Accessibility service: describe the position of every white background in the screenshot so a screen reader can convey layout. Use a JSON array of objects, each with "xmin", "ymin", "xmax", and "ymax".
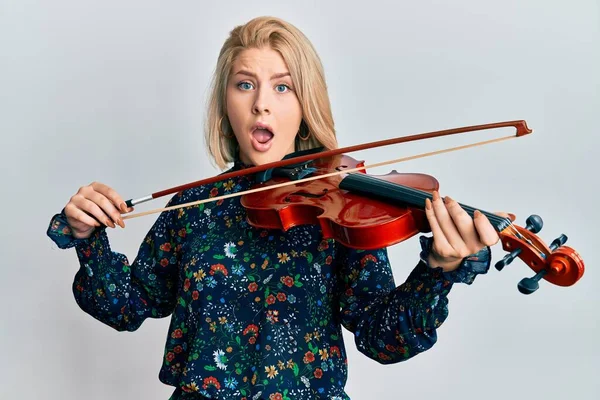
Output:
[{"xmin": 1, "ymin": 0, "xmax": 598, "ymax": 399}]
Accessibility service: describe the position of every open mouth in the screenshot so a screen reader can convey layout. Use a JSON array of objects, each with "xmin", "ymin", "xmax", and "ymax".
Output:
[
  {"xmin": 252, "ymin": 127, "xmax": 274, "ymax": 144},
  {"xmin": 250, "ymin": 122, "xmax": 274, "ymax": 151}
]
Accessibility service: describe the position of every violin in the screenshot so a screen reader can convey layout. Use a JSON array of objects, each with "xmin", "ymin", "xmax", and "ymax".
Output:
[{"xmin": 122, "ymin": 120, "xmax": 585, "ymax": 295}]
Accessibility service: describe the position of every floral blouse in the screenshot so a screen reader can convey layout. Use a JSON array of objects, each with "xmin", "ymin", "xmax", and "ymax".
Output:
[{"xmin": 46, "ymin": 160, "xmax": 491, "ymax": 400}]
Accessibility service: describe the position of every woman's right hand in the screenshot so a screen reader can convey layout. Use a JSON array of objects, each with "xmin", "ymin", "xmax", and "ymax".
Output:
[{"xmin": 63, "ymin": 182, "xmax": 135, "ymax": 239}]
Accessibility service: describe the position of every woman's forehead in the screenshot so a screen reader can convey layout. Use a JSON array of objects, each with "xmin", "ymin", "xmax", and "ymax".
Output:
[{"xmin": 232, "ymin": 47, "xmax": 289, "ymax": 75}]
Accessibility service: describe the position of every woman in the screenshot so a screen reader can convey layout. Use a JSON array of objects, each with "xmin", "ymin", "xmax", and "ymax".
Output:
[{"xmin": 47, "ymin": 16, "xmax": 498, "ymax": 400}]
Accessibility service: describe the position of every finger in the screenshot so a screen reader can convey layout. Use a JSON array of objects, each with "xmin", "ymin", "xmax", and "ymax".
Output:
[
  {"xmin": 92, "ymin": 182, "xmax": 129, "ymax": 213},
  {"xmin": 444, "ymin": 195, "xmax": 480, "ymax": 250},
  {"xmin": 430, "ymin": 191, "xmax": 466, "ymax": 252},
  {"xmin": 72, "ymin": 193, "xmax": 117, "ymax": 228},
  {"xmin": 65, "ymin": 203, "xmax": 101, "ymax": 228},
  {"xmin": 473, "ymin": 210, "xmax": 500, "ymax": 246},
  {"xmin": 87, "ymin": 190, "xmax": 124, "ymax": 228},
  {"xmin": 424, "ymin": 197, "xmax": 454, "ymax": 254}
]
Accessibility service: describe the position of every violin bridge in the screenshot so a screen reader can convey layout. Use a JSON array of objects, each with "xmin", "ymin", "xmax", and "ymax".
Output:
[{"xmin": 255, "ymin": 163, "xmax": 317, "ymax": 183}]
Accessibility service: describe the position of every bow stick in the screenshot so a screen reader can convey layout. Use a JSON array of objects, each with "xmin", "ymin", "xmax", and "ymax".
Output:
[{"xmin": 122, "ymin": 120, "xmax": 532, "ymax": 220}]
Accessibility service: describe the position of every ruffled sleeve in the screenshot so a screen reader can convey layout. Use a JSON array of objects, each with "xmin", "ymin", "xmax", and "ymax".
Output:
[
  {"xmin": 417, "ymin": 235, "xmax": 492, "ymax": 284},
  {"xmin": 47, "ymin": 208, "xmax": 104, "ymax": 249}
]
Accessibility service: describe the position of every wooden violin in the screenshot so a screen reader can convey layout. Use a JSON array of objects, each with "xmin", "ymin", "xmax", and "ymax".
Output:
[{"xmin": 122, "ymin": 120, "xmax": 585, "ymax": 294}]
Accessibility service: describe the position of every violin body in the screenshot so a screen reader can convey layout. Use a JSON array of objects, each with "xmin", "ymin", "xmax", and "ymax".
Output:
[{"xmin": 241, "ymin": 154, "xmax": 441, "ymax": 249}]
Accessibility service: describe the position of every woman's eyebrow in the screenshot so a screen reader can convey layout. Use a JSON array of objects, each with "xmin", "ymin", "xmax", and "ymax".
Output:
[{"xmin": 234, "ymin": 70, "xmax": 291, "ymax": 80}]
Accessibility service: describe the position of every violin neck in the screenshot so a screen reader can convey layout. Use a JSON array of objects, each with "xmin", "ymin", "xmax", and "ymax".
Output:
[{"xmin": 339, "ymin": 173, "xmax": 511, "ymax": 232}]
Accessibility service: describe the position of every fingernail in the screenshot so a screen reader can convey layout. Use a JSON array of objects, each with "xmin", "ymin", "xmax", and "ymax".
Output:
[
  {"xmin": 425, "ymin": 198, "xmax": 432, "ymax": 210},
  {"xmin": 474, "ymin": 210, "xmax": 481, "ymax": 218},
  {"xmin": 120, "ymin": 203, "xmax": 127, "ymax": 212},
  {"xmin": 432, "ymin": 191, "xmax": 439, "ymax": 201}
]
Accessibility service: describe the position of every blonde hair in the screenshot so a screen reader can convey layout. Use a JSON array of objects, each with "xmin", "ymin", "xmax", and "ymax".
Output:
[{"xmin": 205, "ymin": 16, "xmax": 338, "ymax": 169}]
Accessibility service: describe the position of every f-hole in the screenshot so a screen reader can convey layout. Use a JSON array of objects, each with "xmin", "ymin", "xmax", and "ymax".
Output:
[{"xmin": 285, "ymin": 188, "xmax": 329, "ymax": 201}]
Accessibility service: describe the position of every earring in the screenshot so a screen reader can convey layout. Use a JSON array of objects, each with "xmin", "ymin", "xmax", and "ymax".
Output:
[
  {"xmin": 219, "ymin": 115, "xmax": 234, "ymax": 138},
  {"xmin": 298, "ymin": 123, "xmax": 311, "ymax": 141}
]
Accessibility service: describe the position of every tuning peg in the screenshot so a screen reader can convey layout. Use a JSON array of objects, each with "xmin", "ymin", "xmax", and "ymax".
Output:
[
  {"xmin": 518, "ymin": 269, "xmax": 548, "ymax": 295},
  {"xmin": 524, "ymin": 215, "xmax": 543, "ymax": 233},
  {"xmin": 515, "ymin": 234, "xmax": 570, "ymax": 294},
  {"xmin": 495, "ymin": 248, "xmax": 522, "ymax": 271},
  {"xmin": 549, "ymin": 234, "xmax": 567, "ymax": 251}
]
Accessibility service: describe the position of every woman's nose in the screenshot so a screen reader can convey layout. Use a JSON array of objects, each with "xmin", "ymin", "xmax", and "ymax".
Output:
[{"xmin": 252, "ymin": 89, "xmax": 271, "ymax": 115}]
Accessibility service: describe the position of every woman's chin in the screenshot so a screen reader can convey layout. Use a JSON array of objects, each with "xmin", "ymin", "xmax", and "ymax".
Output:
[
  {"xmin": 240, "ymin": 141, "xmax": 296, "ymax": 166},
  {"xmin": 242, "ymin": 150, "xmax": 287, "ymax": 167}
]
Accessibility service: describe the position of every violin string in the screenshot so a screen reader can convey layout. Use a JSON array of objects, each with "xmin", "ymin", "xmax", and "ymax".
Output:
[
  {"xmin": 505, "ymin": 221, "xmax": 547, "ymax": 258},
  {"xmin": 349, "ymin": 173, "xmax": 507, "ymax": 226},
  {"xmin": 344, "ymin": 173, "xmax": 549, "ymax": 256}
]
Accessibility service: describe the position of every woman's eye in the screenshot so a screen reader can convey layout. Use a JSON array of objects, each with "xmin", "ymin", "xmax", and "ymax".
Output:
[
  {"xmin": 238, "ymin": 82, "xmax": 253, "ymax": 90},
  {"xmin": 275, "ymin": 84, "xmax": 290, "ymax": 93}
]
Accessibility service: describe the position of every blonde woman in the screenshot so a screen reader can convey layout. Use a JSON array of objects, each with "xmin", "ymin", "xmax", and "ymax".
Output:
[{"xmin": 47, "ymin": 16, "xmax": 498, "ymax": 400}]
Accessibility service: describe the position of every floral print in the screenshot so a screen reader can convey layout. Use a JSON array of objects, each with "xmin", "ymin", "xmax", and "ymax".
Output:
[{"xmin": 47, "ymin": 160, "xmax": 491, "ymax": 399}]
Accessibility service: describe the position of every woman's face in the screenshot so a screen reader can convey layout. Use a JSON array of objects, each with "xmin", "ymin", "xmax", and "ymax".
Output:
[{"xmin": 226, "ymin": 46, "xmax": 303, "ymax": 166}]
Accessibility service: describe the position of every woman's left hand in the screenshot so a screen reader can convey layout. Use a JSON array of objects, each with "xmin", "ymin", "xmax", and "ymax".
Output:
[{"xmin": 424, "ymin": 190, "xmax": 510, "ymax": 272}]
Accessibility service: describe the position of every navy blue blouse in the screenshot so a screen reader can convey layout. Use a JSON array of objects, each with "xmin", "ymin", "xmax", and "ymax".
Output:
[{"xmin": 47, "ymin": 161, "xmax": 491, "ymax": 400}]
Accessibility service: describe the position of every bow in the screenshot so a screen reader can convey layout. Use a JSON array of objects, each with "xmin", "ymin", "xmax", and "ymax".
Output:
[{"xmin": 122, "ymin": 120, "xmax": 531, "ymax": 220}]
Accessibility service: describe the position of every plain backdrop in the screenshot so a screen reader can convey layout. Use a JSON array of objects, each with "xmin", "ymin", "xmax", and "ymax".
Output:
[{"xmin": 1, "ymin": 0, "xmax": 598, "ymax": 399}]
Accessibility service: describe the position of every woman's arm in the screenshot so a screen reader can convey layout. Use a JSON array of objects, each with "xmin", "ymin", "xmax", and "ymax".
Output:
[
  {"xmin": 336, "ymin": 235, "xmax": 491, "ymax": 364},
  {"xmin": 47, "ymin": 194, "xmax": 184, "ymax": 332}
]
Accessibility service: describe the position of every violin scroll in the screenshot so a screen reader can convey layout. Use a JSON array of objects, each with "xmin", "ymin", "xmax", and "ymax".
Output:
[{"xmin": 494, "ymin": 214, "xmax": 584, "ymax": 294}]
